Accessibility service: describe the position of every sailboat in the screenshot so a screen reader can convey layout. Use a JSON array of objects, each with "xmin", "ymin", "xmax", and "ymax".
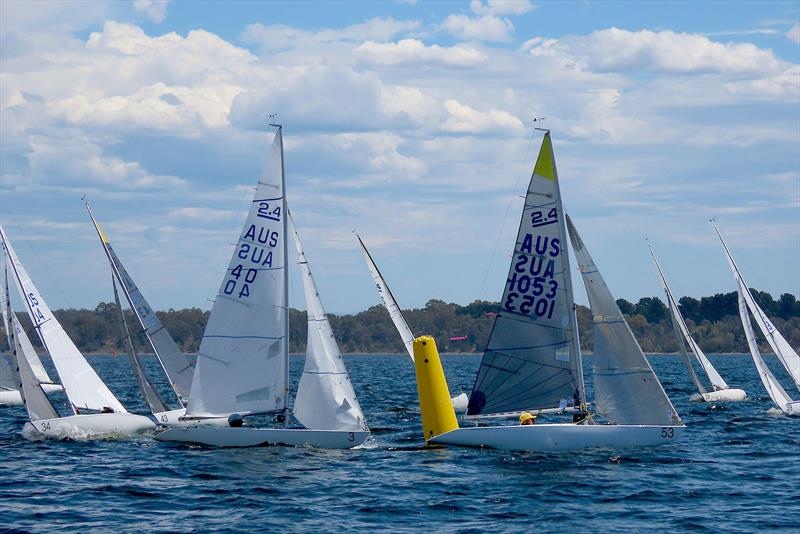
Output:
[
  {"xmin": 0, "ymin": 254, "xmax": 63, "ymax": 405},
  {"xmin": 0, "ymin": 225, "xmax": 155, "ymax": 437},
  {"xmin": 648, "ymin": 244, "xmax": 746, "ymax": 402},
  {"xmin": 354, "ymin": 233, "xmax": 469, "ymax": 412},
  {"xmin": 84, "ymin": 202, "xmax": 226, "ymax": 427},
  {"xmin": 413, "ymin": 131, "xmax": 684, "ymax": 452},
  {"xmin": 156, "ymin": 125, "xmax": 369, "ymax": 448},
  {"xmin": 714, "ymin": 224, "xmax": 799, "ymax": 416}
]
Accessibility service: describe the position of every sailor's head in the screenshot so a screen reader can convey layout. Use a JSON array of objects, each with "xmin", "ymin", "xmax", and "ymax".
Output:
[
  {"xmin": 519, "ymin": 412, "xmax": 536, "ymax": 425},
  {"xmin": 228, "ymin": 414, "xmax": 244, "ymax": 427}
]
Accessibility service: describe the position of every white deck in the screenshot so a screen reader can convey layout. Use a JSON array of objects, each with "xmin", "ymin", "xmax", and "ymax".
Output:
[
  {"xmin": 430, "ymin": 423, "xmax": 685, "ymax": 452},
  {"xmin": 27, "ymin": 413, "xmax": 156, "ymax": 438},
  {"xmin": 155, "ymin": 426, "xmax": 370, "ymax": 449}
]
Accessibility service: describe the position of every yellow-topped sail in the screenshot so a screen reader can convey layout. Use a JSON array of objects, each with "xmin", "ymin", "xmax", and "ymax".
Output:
[
  {"xmin": 533, "ymin": 132, "xmax": 556, "ymax": 181},
  {"xmin": 413, "ymin": 336, "xmax": 458, "ymax": 442}
]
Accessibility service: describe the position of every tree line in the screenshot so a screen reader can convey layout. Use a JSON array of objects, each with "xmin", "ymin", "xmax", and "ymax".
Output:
[{"xmin": 2, "ymin": 290, "xmax": 798, "ymax": 355}]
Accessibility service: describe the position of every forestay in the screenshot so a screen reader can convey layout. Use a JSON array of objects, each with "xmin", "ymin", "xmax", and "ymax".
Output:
[
  {"xmin": 715, "ymin": 226, "xmax": 800, "ymax": 391},
  {"xmin": 87, "ymin": 206, "xmax": 194, "ymax": 402},
  {"xmin": 355, "ymin": 233, "xmax": 415, "ymax": 360},
  {"xmin": 468, "ymin": 132, "xmax": 583, "ymax": 416},
  {"xmin": 737, "ymin": 285, "xmax": 794, "ymax": 411},
  {"xmin": 187, "ymin": 129, "xmax": 288, "ymax": 419},
  {"xmin": 290, "ymin": 214, "xmax": 367, "ymax": 431},
  {"xmin": 0, "ymin": 225, "xmax": 126, "ymax": 414},
  {"xmin": 649, "ymin": 245, "xmax": 728, "ymax": 392},
  {"xmin": 566, "ymin": 216, "xmax": 680, "ymax": 426}
]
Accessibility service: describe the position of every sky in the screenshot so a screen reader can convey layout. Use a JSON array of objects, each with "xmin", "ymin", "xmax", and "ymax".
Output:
[{"xmin": 0, "ymin": 0, "xmax": 798, "ymax": 315}]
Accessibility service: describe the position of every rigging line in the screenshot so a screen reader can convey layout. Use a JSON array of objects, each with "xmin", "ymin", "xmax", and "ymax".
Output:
[
  {"xmin": 0, "ymin": 202, "xmax": 76, "ymax": 310},
  {"xmin": 476, "ymin": 128, "xmax": 538, "ymax": 303}
]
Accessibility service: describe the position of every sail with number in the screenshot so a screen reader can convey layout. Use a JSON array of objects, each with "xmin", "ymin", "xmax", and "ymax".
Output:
[
  {"xmin": 567, "ymin": 216, "xmax": 680, "ymax": 426},
  {"xmin": 0, "ymin": 225, "xmax": 126, "ymax": 414},
  {"xmin": 467, "ymin": 132, "xmax": 583, "ymax": 416},
  {"xmin": 649, "ymin": 245, "xmax": 729, "ymax": 392},
  {"xmin": 715, "ymin": 225, "xmax": 800, "ymax": 391},
  {"xmin": 186, "ymin": 128, "xmax": 288, "ymax": 419},
  {"xmin": 355, "ymin": 233, "xmax": 415, "ymax": 360},
  {"xmin": 86, "ymin": 203, "xmax": 193, "ymax": 404},
  {"xmin": 290, "ymin": 213, "xmax": 367, "ymax": 431}
]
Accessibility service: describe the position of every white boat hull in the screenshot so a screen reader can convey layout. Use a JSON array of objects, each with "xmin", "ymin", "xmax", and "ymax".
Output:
[
  {"xmin": 0, "ymin": 383, "xmax": 64, "ymax": 405},
  {"xmin": 155, "ymin": 426, "xmax": 370, "ymax": 449},
  {"xmin": 26, "ymin": 413, "xmax": 156, "ymax": 438},
  {"xmin": 153, "ymin": 408, "xmax": 229, "ymax": 427},
  {"xmin": 690, "ymin": 388, "xmax": 747, "ymax": 402},
  {"xmin": 784, "ymin": 401, "xmax": 800, "ymax": 416},
  {"xmin": 430, "ymin": 423, "xmax": 685, "ymax": 452}
]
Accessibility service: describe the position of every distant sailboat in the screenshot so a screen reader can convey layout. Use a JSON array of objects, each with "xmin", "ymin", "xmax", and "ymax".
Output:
[
  {"xmin": 413, "ymin": 132, "xmax": 683, "ymax": 452},
  {"xmin": 84, "ymin": 202, "xmax": 225, "ymax": 427},
  {"xmin": 714, "ymin": 224, "xmax": 799, "ymax": 416},
  {"xmin": 648, "ymin": 244, "xmax": 746, "ymax": 402},
  {"xmin": 0, "ymin": 225, "xmax": 154, "ymax": 437},
  {"xmin": 157, "ymin": 125, "xmax": 369, "ymax": 448},
  {"xmin": 355, "ymin": 233, "xmax": 469, "ymax": 412},
  {"xmin": 0, "ymin": 254, "xmax": 63, "ymax": 405}
]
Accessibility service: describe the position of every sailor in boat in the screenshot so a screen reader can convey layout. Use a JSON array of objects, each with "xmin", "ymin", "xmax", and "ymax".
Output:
[{"xmin": 519, "ymin": 413, "xmax": 536, "ymax": 426}]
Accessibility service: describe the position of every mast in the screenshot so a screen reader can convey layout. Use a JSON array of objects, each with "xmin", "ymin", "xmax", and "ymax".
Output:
[{"xmin": 272, "ymin": 120, "xmax": 290, "ymax": 427}]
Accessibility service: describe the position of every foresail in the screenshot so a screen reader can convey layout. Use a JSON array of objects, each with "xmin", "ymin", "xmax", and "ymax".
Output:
[
  {"xmin": 738, "ymin": 286, "xmax": 794, "ymax": 411},
  {"xmin": 649, "ymin": 246, "xmax": 728, "ymax": 391},
  {"xmin": 356, "ymin": 233, "xmax": 415, "ymax": 360},
  {"xmin": 0, "ymin": 225, "xmax": 126, "ymax": 414},
  {"xmin": 567, "ymin": 216, "xmax": 680, "ymax": 426},
  {"xmin": 290, "ymin": 214, "xmax": 366, "ymax": 431},
  {"xmin": 187, "ymin": 129, "xmax": 288, "ymax": 418},
  {"xmin": 10, "ymin": 315, "xmax": 59, "ymax": 421},
  {"xmin": 715, "ymin": 225, "xmax": 800, "ymax": 390},
  {"xmin": 468, "ymin": 132, "xmax": 582, "ymax": 416},
  {"xmin": 87, "ymin": 205, "xmax": 193, "ymax": 402}
]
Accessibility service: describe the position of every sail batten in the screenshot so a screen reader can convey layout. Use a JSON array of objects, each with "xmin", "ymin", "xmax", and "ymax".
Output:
[
  {"xmin": 468, "ymin": 133, "xmax": 582, "ymax": 416},
  {"xmin": 567, "ymin": 215, "xmax": 680, "ymax": 426},
  {"xmin": 290, "ymin": 213, "xmax": 367, "ymax": 431},
  {"xmin": 186, "ymin": 129, "xmax": 288, "ymax": 419}
]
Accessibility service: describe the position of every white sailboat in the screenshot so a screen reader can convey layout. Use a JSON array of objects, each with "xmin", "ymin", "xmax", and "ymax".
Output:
[
  {"xmin": 355, "ymin": 233, "xmax": 469, "ymax": 412},
  {"xmin": 0, "ymin": 255, "xmax": 63, "ymax": 405},
  {"xmin": 714, "ymin": 224, "xmax": 799, "ymax": 416},
  {"xmin": 419, "ymin": 132, "xmax": 684, "ymax": 452},
  {"xmin": 157, "ymin": 125, "xmax": 369, "ymax": 448},
  {"xmin": 0, "ymin": 225, "xmax": 155, "ymax": 437},
  {"xmin": 648, "ymin": 244, "xmax": 746, "ymax": 402},
  {"xmin": 84, "ymin": 203, "xmax": 225, "ymax": 427}
]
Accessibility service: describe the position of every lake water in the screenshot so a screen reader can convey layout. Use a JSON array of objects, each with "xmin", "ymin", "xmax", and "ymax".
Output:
[{"xmin": 1, "ymin": 353, "xmax": 798, "ymax": 532}]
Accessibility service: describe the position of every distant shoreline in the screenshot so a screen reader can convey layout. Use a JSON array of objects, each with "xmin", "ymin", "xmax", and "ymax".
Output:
[{"xmin": 70, "ymin": 351, "xmax": 756, "ymax": 357}]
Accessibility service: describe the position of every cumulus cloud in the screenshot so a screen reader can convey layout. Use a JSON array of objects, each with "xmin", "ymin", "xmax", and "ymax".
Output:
[
  {"xmin": 133, "ymin": 0, "xmax": 171, "ymax": 23},
  {"xmin": 441, "ymin": 100, "xmax": 525, "ymax": 133},
  {"xmin": 354, "ymin": 38, "xmax": 487, "ymax": 66},
  {"xmin": 470, "ymin": 0, "xmax": 535, "ymax": 16},
  {"xmin": 442, "ymin": 14, "xmax": 515, "ymax": 42},
  {"xmin": 524, "ymin": 28, "xmax": 786, "ymax": 75}
]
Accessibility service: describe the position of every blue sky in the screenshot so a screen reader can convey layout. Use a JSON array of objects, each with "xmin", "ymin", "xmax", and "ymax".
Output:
[{"xmin": 1, "ymin": 0, "xmax": 798, "ymax": 314}]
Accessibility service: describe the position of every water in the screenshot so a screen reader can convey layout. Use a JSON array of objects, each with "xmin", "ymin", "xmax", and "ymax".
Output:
[{"xmin": 1, "ymin": 354, "xmax": 798, "ymax": 532}]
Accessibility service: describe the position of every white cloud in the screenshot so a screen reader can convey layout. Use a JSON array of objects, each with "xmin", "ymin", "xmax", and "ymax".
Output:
[
  {"xmin": 471, "ymin": 0, "xmax": 535, "ymax": 16},
  {"xmin": 133, "ymin": 0, "xmax": 171, "ymax": 24},
  {"xmin": 787, "ymin": 22, "xmax": 800, "ymax": 44},
  {"xmin": 355, "ymin": 38, "xmax": 487, "ymax": 66},
  {"xmin": 442, "ymin": 14, "xmax": 514, "ymax": 42},
  {"xmin": 441, "ymin": 99, "xmax": 524, "ymax": 133},
  {"xmin": 525, "ymin": 27, "xmax": 786, "ymax": 75}
]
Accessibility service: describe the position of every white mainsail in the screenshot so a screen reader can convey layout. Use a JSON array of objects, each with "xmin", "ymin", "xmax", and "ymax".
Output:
[
  {"xmin": 738, "ymin": 284, "xmax": 794, "ymax": 412},
  {"xmin": 86, "ymin": 203, "xmax": 193, "ymax": 403},
  {"xmin": 468, "ymin": 132, "xmax": 584, "ymax": 416},
  {"xmin": 1, "ymin": 256, "xmax": 55, "ymax": 385},
  {"xmin": 289, "ymin": 213, "xmax": 367, "ymax": 431},
  {"xmin": 186, "ymin": 128, "xmax": 288, "ymax": 419},
  {"xmin": 0, "ymin": 225, "xmax": 127, "ymax": 414},
  {"xmin": 649, "ymin": 245, "xmax": 729, "ymax": 392},
  {"xmin": 355, "ymin": 233, "xmax": 415, "ymax": 360},
  {"xmin": 715, "ymin": 225, "xmax": 800, "ymax": 391},
  {"xmin": 567, "ymin": 216, "xmax": 680, "ymax": 426}
]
